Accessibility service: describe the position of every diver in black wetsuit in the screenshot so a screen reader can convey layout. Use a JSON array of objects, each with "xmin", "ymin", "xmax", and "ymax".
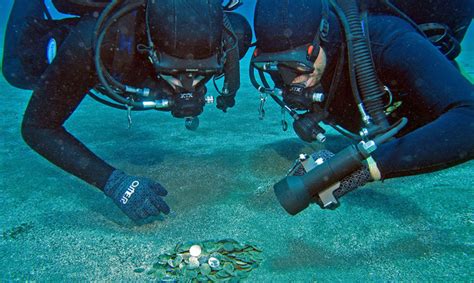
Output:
[
  {"xmin": 250, "ymin": 0, "xmax": 474, "ymax": 214},
  {"xmin": 2, "ymin": 0, "xmax": 251, "ymax": 222}
]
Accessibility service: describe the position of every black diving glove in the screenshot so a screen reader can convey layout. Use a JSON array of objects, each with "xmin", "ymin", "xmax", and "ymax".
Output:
[
  {"xmin": 104, "ymin": 170, "xmax": 170, "ymax": 221},
  {"xmin": 216, "ymin": 95, "xmax": 236, "ymax": 112},
  {"xmin": 291, "ymin": 150, "xmax": 372, "ymax": 209}
]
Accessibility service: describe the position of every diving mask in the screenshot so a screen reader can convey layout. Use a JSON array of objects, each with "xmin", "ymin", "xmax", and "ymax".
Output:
[{"xmin": 251, "ymin": 51, "xmax": 324, "ymax": 110}]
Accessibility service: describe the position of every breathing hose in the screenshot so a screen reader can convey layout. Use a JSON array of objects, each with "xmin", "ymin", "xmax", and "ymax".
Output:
[
  {"xmin": 93, "ymin": 0, "xmax": 127, "ymax": 49},
  {"xmin": 221, "ymin": 13, "xmax": 240, "ymax": 96},
  {"xmin": 332, "ymin": 0, "xmax": 390, "ymax": 130},
  {"xmin": 94, "ymin": 1, "xmax": 151, "ymax": 108},
  {"xmin": 95, "ymin": 2, "xmax": 140, "ymax": 92}
]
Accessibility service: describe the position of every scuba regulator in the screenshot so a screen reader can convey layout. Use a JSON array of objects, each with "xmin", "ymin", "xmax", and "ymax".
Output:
[
  {"xmin": 249, "ymin": 45, "xmax": 329, "ymax": 143},
  {"xmin": 251, "ymin": 0, "xmax": 408, "ymax": 215}
]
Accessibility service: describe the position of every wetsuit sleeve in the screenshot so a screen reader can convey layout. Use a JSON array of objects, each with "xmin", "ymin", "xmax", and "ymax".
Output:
[
  {"xmin": 372, "ymin": 30, "xmax": 474, "ymax": 179},
  {"xmin": 21, "ymin": 16, "xmax": 115, "ymax": 190}
]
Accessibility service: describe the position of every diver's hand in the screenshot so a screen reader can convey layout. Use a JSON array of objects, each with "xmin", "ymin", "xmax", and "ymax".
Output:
[
  {"xmin": 216, "ymin": 95, "xmax": 235, "ymax": 112},
  {"xmin": 104, "ymin": 170, "xmax": 170, "ymax": 221}
]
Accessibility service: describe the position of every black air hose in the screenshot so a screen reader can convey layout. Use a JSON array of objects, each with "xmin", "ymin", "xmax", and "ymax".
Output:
[
  {"xmin": 95, "ymin": 1, "xmax": 142, "ymax": 92},
  {"xmin": 335, "ymin": 0, "xmax": 389, "ymax": 129},
  {"xmin": 94, "ymin": 0, "xmax": 125, "ymax": 49},
  {"xmin": 221, "ymin": 13, "xmax": 240, "ymax": 96},
  {"xmin": 94, "ymin": 1, "xmax": 146, "ymax": 107}
]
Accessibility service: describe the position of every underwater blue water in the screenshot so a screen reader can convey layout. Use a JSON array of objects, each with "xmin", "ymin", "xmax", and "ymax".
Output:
[{"xmin": 0, "ymin": 1, "xmax": 473, "ymax": 281}]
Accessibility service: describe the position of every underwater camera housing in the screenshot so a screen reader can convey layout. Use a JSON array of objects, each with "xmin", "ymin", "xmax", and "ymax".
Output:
[
  {"xmin": 276, "ymin": 142, "xmax": 375, "ymax": 214},
  {"xmin": 274, "ymin": 118, "xmax": 407, "ymax": 215}
]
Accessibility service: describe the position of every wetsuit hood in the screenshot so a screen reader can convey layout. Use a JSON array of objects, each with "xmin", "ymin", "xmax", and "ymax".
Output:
[
  {"xmin": 146, "ymin": 0, "xmax": 223, "ymax": 60},
  {"xmin": 254, "ymin": 0, "xmax": 324, "ymax": 64}
]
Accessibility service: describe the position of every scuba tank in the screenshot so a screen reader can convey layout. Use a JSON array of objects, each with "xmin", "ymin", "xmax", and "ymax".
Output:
[
  {"xmin": 370, "ymin": 0, "xmax": 474, "ymax": 60},
  {"xmin": 2, "ymin": 0, "xmax": 80, "ymax": 90},
  {"xmin": 3, "ymin": 0, "xmax": 143, "ymax": 91},
  {"xmin": 385, "ymin": 0, "xmax": 473, "ymax": 41}
]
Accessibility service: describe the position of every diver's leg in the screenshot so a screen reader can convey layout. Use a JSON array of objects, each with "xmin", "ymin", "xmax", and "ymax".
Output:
[{"xmin": 2, "ymin": 0, "xmax": 48, "ymax": 89}]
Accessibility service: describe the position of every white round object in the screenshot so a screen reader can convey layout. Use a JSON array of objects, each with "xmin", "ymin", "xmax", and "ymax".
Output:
[
  {"xmin": 189, "ymin": 245, "xmax": 202, "ymax": 257},
  {"xmin": 208, "ymin": 257, "xmax": 220, "ymax": 269}
]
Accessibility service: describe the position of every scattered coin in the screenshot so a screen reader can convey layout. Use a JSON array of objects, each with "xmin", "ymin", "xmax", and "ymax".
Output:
[
  {"xmin": 159, "ymin": 276, "xmax": 177, "ymax": 283},
  {"xmin": 199, "ymin": 263, "xmax": 212, "ymax": 275},
  {"xmin": 188, "ymin": 256, "xmax": 200, "ymax": 269},
  {"xmin": 208, "ymin": 257, "xmax": 220, "ymax": 269},
  {"xmin": 189, "ymin": 245, "xmax": 202, "ymax": 257},
  {"xmin": 223, "ymin": 242, "xmax": 235, "ymax": 252}
]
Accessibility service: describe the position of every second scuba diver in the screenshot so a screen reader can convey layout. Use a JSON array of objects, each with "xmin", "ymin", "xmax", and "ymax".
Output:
[
  {"xmin": 250, "ymin": 0, "xmax": 474, "ymax": 214},
  {"xmin": 2, "ymin": 0, "xmax": 252, "ymax": 222}
]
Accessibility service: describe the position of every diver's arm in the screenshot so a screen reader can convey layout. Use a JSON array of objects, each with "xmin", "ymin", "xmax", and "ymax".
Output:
[
  {"xmin": 20, "ymin": 66, "xmax": 171, "ymax": 221},
  {"xmin": 20, "ymin": 15, "xmax": 171, "ymax": 222},
  {"xmin": 21, "ymin": 70, "xmax": 116, "ymax": 189},
  {"xmin": 21, "ymin": 71, "xmax": 115, "ymax": 190},
  {"xmin": 371, "ymin": 30, "xmax": 474, "ymax": 179},
  {"xmin": 21, "ymin": 15, "xmax": 115, "ymax": 190},
  {"xmin": 22, "ymin": 119, "xmax": 115, "ymax": 189}
]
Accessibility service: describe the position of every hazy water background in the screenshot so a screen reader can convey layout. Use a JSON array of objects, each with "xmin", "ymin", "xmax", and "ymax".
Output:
[{"xmin": 0, "ymin": 0, "xmax": 472, "ymax": 281}]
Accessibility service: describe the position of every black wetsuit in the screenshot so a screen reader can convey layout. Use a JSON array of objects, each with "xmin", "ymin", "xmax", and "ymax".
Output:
[
  {"xmin": 319, "ymin": 12, "xmax": 474, "ymax": 179},
  {"xmin": 19, "ymin": 15, "xmax": 117, "ymax": 189}
]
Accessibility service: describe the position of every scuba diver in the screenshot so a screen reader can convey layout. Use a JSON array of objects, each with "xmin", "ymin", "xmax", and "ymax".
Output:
[
  {"xmin": 2, "ymin": 0, "xmax": 252, "ymax": 222},
  {"xmin": 250, "ymin": 0, "xmax": 474, "ymax": 215}
]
